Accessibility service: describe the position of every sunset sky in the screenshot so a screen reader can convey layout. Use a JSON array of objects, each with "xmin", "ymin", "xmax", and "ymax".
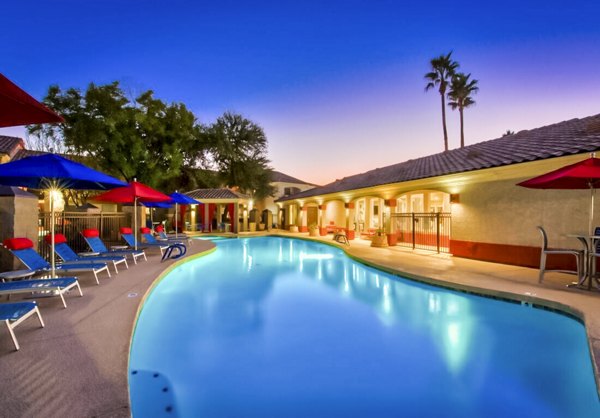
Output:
[{"xmin": 2, "ymin": 1, "xmax": 599, "ymax": 185}]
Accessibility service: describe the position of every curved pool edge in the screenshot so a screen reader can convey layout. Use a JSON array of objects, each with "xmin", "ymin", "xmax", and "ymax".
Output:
[
  {"xmin": 268, "ymin": 233, "xmax": 600, "ymax": 400},
  {"xmin": 127, "ymin": 233, "xmax": 600, "ymax": 403},
  {"xmin": 126, "ymin": 242, "xmax": 217, "ymax": 413}
]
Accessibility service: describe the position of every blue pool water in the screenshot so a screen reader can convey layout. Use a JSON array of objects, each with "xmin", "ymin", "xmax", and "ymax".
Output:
[
  {"xmin": 129, "ymin": 237, "xmax": 600, "ymax": 417},
  {"xmin": 193, "ymin": 235, "xmax": 234, "ymax": 241}
]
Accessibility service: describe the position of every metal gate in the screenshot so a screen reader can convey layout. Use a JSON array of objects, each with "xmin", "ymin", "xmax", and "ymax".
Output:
[
  {"xmin": 390, "ymin": 213, "xmax": 451, "ymax": 253},
  {"xmin": 37, "ymin": 212, "xmax": 131, "ymax": 260}
]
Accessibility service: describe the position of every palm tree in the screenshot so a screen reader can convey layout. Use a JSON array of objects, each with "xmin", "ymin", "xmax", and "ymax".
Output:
[
  {"xmin": 425, "ymin": 52, "xmax": 459, "ymax": 151},
  {"xmin": 448, "ymin": 72, "xmax": 479, "ymax": 148}
]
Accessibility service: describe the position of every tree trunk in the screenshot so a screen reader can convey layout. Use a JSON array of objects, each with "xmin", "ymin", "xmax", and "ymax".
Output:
[
  {"xmin": 459, "ymin": 107, "xmax": 465, "ymax": 148},
  {"xmin": 440, "ymin": 93, "xmax": 449, "ymax": 151}
]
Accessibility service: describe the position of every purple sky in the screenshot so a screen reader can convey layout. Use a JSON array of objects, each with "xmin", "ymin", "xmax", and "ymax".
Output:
[{"xmin": 2, "ymin": 1, "xmax": 599, "ymax": 185}]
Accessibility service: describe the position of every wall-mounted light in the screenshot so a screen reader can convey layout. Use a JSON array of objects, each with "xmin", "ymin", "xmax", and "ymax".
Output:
[{"xmin": 450, "ymin": 194, "xmax": 460, "ymax": 204}]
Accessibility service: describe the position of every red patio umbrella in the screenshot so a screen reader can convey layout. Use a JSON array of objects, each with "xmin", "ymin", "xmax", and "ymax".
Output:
[
  {"xmin": 93, "ymin": 180, "xmax": 171, "ymax": 249},
  {"xmin": 0, "ymin": 73, "xmax": 64, "ymax": 127},
  {"xmin": 518, "ymin": 155, "xmax": 600, "ymax": 234}
]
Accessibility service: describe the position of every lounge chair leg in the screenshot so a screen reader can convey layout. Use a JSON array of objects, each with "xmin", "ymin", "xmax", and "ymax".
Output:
[
  {"xmin": 35, "ymin": 306, "xmax": 45, "ymax": 328},
  {"xmin": 124, "ymin": 259, "xmax": 129, "ymax": 269},
  {"xmin": 59, "ymin": 290, "xmax": 67, "ymax": 309},
  {"xmin": 93, "ymin": 271, "xmax": 100, "ymax": 285},
  {"xmin": 74, "ymin": 281, "xmax": 83, "ymax": 297},
  {"xmin": 6, "ymin": 319, "xmax": 19, "ymax": 351},
  {"xmin": 113, "ymin": 262, "xmax": 119, "ymax": 274}
]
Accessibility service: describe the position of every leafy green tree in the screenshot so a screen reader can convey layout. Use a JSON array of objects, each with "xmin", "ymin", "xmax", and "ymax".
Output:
[
  {"xmin": 207, "ymin": 112, "xmax": 275, "ymax": 199},
  {"xmin": 425, "ymin": 52, "xmax": 459, "ymax": 151},
  {"xmin": 28, "ymin": 82, "xmax": 210, "ymax": 190},
  {"xmin": 448, "ymin": 72, "xmax": 479, "ymax": 148}
]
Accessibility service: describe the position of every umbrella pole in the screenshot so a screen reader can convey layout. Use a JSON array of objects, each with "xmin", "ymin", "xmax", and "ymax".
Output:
[
  {"xmin": 590, "ymin": 185, "xmax": 595, "ymax": 236},
  {"xmin": 50, "ymin": 189, "xmax": 56, "ymax": 277},
  {"xmin": 175, "ymin": 202, "xmax": 178, "ymax": 239},
  {"xmin": 134, "ymin": 197, "xmax": 138, "ymax": 251}
]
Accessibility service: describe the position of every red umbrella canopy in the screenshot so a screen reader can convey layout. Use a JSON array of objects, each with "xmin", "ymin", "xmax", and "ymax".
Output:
[
  {"xmin": 93, "ymin": 180, "xmax": 171, "ymax": 203},
  {"xmin": 0, "ymin": 73, "xmax": 64, "ymax": 128},
  {"xmin": 517, "ymin": 157, "xmax": 600, "ymax": 189}
]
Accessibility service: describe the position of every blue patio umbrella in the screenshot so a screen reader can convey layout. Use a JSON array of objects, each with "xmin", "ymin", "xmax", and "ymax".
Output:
[
  {"xmin": 169, "ymin": 192, "xmax": 201, "ymax": 238},
  {"xmin": 0, "ymin": 153, "xmax": 127, "ymax": 276}
]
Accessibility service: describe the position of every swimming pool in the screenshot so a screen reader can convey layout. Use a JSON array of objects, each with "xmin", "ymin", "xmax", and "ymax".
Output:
[{"xmin": 129, "ymin": 237, "xmax": 600, "ymax": 417}]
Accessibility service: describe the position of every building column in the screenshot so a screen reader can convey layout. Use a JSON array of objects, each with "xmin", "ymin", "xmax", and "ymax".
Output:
[
  {"xmin": 384, "ymin": 199, "xmax": 397, "ymax": 233},
  {"xmin": 242, "ymin": 205, "xmax": 249, "ymax": 232},
  {"xmin": 300, "ymin": 206, "xmax": 308, "ymax": 232},
  {"xmin": 190, "ymin": 205, "xmax": 197, "ymax": 232},
  {"xmin": 345, "ymin": 202, "xmax": 355, "ymax": 240},
  {"xmin": 233, "ymin": 203, "xmax": 239, "ymax": 233},
  {"xmin": 318, "ymin": 204, "xmax": 327, "ymax": 235}
]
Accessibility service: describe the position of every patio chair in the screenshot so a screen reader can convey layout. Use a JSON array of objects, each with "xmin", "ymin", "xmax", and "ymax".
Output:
[
  {"xmin": 3, "ymin": 238, "xmax": 110, "ymax": 285},
  {"xmin": 44, "ymin": 233, "xmax": 128, "ymax": 274},
  {"xmin": 0, "ymin": 301, "xmax": 44, "ymax": 351},
  {"xmin": 81, "ymin": 229, "xmax": 147, "ymax": 264},
  {"xmin": 537, "ymin": 226, "xmax": 583, "ymax": 283},
  {"xmin": 120, "ymin": 227, "xmax": 169, "ymax": 256},
  {"xmin": 0, "ymin": 277, "xmax": 82, "ymax": 308},
  {"xmin": 583, "ymin": 227, "xmax": 600, "ymax": 288},
  {"xmin": 333, "ymin": 230, "xmax": 349, "ymax": 245}
]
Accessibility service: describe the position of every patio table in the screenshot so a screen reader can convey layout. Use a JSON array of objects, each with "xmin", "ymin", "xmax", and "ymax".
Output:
[{"xmin": 566, "ymin": 234, "xmax": 600, "ymax": 290}]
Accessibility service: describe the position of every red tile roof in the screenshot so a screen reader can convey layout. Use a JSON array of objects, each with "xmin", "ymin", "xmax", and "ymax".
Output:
[{"xmin": 278, "ymin": 114, "xmax": 600, "ymax": 201}]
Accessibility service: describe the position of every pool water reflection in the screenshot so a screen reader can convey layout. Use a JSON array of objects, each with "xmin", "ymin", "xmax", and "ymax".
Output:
[{"xmin": 129, "ymin": 237, "xmax": 600, "ymax": 417}]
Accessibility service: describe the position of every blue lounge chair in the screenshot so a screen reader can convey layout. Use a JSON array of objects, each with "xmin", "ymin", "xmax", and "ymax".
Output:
[
  {"xmin": 120, "ymin": 227, "xmax": 169, "ymax": 255},
  {"xmin": 141, "ymin": 227, "xmax": 188, "ymax": 246},
  {"xmin": 0, "ymin": 277, "xmax": 82, "ymax": 308},
  {"xmin": 81, "ymin": 229, "xmax": 147, "ymax": 264},
  {"xmin": 0, "ymin": 301, "xmax": 44, "ymax": 351},
  {"xmin": 154, "ymin": 225, "xmax": 192, "ymax": 245},
  {"xmin": 45, "ymin": 233, "xmax": 128, "ymax": 274},
  {"xmin": 3, "ymin": 238, "xmax": 110, "ymax": 285}
]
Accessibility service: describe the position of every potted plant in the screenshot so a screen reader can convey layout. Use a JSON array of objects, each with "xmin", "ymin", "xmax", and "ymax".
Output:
[
  {"xmin": 289, "ymin": 224, "xmax": 299, "ymax": 233},
  {"xmin": 308, "ymin": 224, "xmax": 319, "ymax": 237},
  {"xmin": 371, "ymin": 227, "xmax": 388, "ymax": 247}
]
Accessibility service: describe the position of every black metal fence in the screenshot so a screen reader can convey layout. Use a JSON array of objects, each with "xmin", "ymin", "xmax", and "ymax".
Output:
[
  {"xmin": 37, "ymin": 212, "xmax": 131, "ymax": 260},
  {"xmin": 390, "ymin": 213, "xmax": 451, "ymax": 253}
]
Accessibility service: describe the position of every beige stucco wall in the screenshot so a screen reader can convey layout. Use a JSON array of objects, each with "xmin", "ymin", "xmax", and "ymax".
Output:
[
  {"xmin": 452, "ymin": 177, "xmax": 593, "ymax": 248},
  {"xmin": 322, "ymin": 200, "xmax": 345, "ymax": 226},
  {"xmin": 256, "ymin": 181, "xmax": 315, "ymax": 214},
  {"xmin": 0, "ymin": 193, "xmax": 39, "ymax": 271}
]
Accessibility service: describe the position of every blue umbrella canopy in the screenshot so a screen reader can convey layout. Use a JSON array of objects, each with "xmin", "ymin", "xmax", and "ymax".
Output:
[
  {"xmin": 169, "ymin": 192, "xmax": 201, "ymax": 205},
  {"xmin": 0, "ymin": 153, "xmax": 126, "ymax": 277},
  {"xmin": 0, "ymin": 153, "xmax": 127, "ymax": 190},
  {"xmin": 142, "ymin": 201, "xmax": 174, "ymax": 208}
]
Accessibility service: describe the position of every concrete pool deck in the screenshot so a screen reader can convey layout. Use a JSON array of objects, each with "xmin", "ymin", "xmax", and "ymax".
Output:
[{"xmin": 1, "ymin": 232, "xmax": 599, "ymax": 416}]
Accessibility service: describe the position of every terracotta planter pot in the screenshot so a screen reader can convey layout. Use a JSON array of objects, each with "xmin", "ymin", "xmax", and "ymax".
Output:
[
  {"xmin": 387, "ymin": 234, "xmax": 397, "ymax": 246},
  {"xmin": 289, "ymin": 225, "xmax": 299, "ymax": 233},
  {"xmin": 309, "ymin": 228, "xmax": 319, "ymax": 237},
  {"xmin": 319, "ymin": 227, "xmax": 328, "ymax": 236},
  {"xmin": 371, "ymin": 234, "xmax": 388, "ymax": 247},
  {"xmin": 346, "ymin": 230, "xmax": 355, "ymax": 240}
]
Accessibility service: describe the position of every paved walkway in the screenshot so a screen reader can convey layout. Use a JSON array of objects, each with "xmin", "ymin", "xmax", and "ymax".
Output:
[{"xmin": 1, "ymin": 232, "xmax": 599, "ymax": 417}]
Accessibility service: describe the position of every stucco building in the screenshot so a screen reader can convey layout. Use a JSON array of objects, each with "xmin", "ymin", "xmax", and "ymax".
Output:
[{"xmin": 277, "ymin": 114, "xmax": 600, "ymax": 270}]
